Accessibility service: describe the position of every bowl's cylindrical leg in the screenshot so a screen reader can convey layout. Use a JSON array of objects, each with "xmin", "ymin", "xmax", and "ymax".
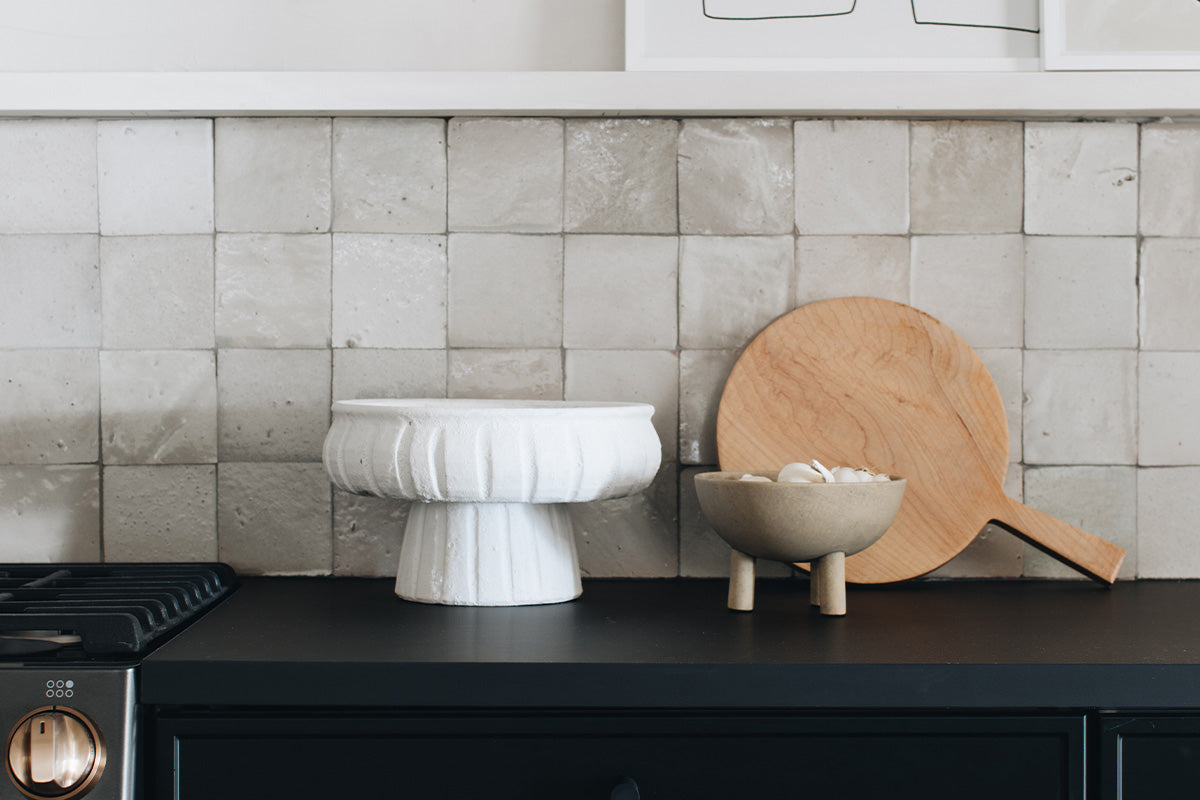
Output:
[
  {"xmin": 728, "ymin": 549, "xmax": 756, "ymax": 611},
  {"xmin": 816, "ymin": 551, "xmax": 847, "ymax": 616},
  {"xmin": 809, "ymin": 565, "xmax": 821, "ymax": 606}
]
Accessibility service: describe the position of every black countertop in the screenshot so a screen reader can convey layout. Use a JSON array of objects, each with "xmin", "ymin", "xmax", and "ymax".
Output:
[{"xmin": 141, "ymin": 577, "xmax": 1200, "ymax": 710}]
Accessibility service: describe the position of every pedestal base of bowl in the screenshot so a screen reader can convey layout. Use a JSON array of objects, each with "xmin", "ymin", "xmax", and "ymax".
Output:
[{"xmin": 396, "ymin": 501, "xmax": 582, "ymax": 606}]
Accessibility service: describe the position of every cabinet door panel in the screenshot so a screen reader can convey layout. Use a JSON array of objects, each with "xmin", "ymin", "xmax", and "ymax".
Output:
[
  {"xmin": 1101, "ymin": 716, "xmax": 1200, "ymax": 800},
  {"xmin": 157, "ymin": 714, "xmax": 1084, "ymax": 800}
]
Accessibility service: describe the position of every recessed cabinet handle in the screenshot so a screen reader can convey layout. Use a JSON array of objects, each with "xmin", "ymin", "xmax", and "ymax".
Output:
[{"xmin": 611, "ymin": 777, "xmax": 640, "ymax": 800}]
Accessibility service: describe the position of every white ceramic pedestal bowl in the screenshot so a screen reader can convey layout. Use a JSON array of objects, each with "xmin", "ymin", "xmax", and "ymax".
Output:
[
  {"xmin": 323, "ymin": 399, "xmax": 661, "ymax": 606},
  {"xmin": 694, "ymin": 470, "xmax": 906, "ymax": 616}
]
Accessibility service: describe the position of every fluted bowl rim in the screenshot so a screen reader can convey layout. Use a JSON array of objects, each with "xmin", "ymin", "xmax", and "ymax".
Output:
[
  {"xmin": 324, "ymin": 398, "xmax": 662, "ymax": 503},
  {"xmin": 332, "ymin": 398, "xmax": 655, "ymax": 419}
]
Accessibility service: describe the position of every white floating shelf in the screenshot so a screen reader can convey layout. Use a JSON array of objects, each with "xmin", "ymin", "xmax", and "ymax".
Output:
[{"xmin": 2, "ymin": 70, "xmax": 1199, "ymax": 118}]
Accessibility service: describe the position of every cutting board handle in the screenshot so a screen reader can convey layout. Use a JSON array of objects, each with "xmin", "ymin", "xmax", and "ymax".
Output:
[{"xmin": 991, "ymin": 495, "xmax": 1126, "ymax": 584}]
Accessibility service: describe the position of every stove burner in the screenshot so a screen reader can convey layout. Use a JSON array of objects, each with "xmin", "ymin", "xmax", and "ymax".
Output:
[
  {"xmin": 0, "ymin": 563, "xmax": 236, "ymax": 657},
  {"xmin": 0, "ymin": 631, "xmax": 82, "ymax": 656}
]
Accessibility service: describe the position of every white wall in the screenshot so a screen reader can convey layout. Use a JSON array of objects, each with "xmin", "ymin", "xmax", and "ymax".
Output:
[{"xmin": 0, "ymin": 0, "xmax": 625, "ymax": 71}]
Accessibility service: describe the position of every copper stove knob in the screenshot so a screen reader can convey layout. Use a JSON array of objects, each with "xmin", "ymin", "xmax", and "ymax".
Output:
[{"xmin": 5, "ymin": 708, "xmax": 105, "ymax": 799}]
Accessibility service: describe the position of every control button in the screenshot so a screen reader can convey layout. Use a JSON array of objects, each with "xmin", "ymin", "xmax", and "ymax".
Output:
[{"xmin": 5, "ymin": 707, "xmax": 106, "ymax": 799}]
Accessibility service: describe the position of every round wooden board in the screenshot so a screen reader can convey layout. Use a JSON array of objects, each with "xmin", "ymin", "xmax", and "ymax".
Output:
[{"xmin": 717, "ymin": 297, "xmax": 1012, "ymax": 584}]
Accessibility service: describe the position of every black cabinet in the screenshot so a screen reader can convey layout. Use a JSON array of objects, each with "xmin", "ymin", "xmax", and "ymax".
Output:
[
  {"xmin": 141, "ymin": 579, "xmax": 1200, "ymax": 800},
  {"xmin": 156, "ymin": 712, "xmax": 1085, "ymax": 800},
  {"xmin": 1100, "ymin": 715, "xmax": 1200, "ymax": 799}
]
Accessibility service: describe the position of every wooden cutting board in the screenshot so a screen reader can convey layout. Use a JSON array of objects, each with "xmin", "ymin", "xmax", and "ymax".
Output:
[{"xmin": 716, "ymin": 297, "xmax": 1126, "ymax": 584}]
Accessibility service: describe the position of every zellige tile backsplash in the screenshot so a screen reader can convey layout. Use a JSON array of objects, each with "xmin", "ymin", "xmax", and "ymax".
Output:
[{"xmin": 1, "ymin": 116, "xmax": 1196, "ymax": 579}]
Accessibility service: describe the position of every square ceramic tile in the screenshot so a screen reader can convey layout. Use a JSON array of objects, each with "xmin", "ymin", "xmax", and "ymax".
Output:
[
  {"xmin": 447, "ymin": 118, "xmax": 563, "ymax": 232},
  {"xmin": 678, "ymin": 119, "xmax": 793, "ymax": 235},
  {"xmin": 679, "ymin": 349, "xmax": 739, "ymax": 466},
  {"xmin": 1023, "ymin": 350, "xmax": 1137, "ymax": 465},
  {"xmin": 678, "ymin": 466, "xmax": 792, "ymax": 578},
  {"xmin": 1140, "ymin": 123, "xmax": 1200, "ymax": 237},
  {"xmin": 564, "ymin": 118, "xmax": 678, "ymax": 233},
  {"xmin": 0, "ymin": 235, "xmax": 99, "ymax": 348},
  {"xmin": 795, "ymin": 235, "xmax": 909, "ymax": 306},
  {"xmin": 333, "ymin": 489, "xmax": 408, "ymax": 577},
  {"xmin": 217, "ymin": 462, "xmax": 332, "ymax": 575},
  {"xmin": 1025, "ymin": 236, "xmax": 1137, "ymax": 349},
  {"xmin": 101, "ymin": 235, "xmax": 214, "ymax": 349},
  {"xmin": 911, "ymin": 120, "xmax": 1023, "ymax": 234},
  {"xmin": 571, "ymin": 463, "xmax": 678, "ymax": 578},
  {"xmin": 215, "ymin": 118, "xmax": 331, "ymax": 233},
  {"xmin": 447, "ymin": 349, "xmax": 562, "ymax": 401},
  {"xmin": 678, "ymin": 236, "xmax": 792, "ymax": 349},
  {"xmin": 449, "ymin": 234, "xmax": 562, "ymax": 348},
  {"xmin": 0, "ymin": 120, "xmax": 97, "ymax": 233},
  {"xmin": 98, "ymin": 120, "xmax": 213, "ymax": 235},
  {"xmin": 1139, "ymin": 238, "xmax": 1200, "ymax": 350},
  {"xmin": 0, "ymin": 466, "xmax": 100, "ymax": 561},
  {"xmin": 794, "ymin": 120, "xmax": 908, "ymax": 235},
  {"xmin": 100, "ymin": 351, "xmax": 217, "ymax": 465},
  {"xmin": 910, "ymin": 235, "xmax": 1024, "ymax": 349},
  {"xmin": 215, "ymin": 234, "xmax": 332, "ymax": 348},
  {"xmin": 929, "ymin": 529, "xmax": 1026, "ymax": 581},
  {"xmin": 1138, "ymin": 467, "xmax": 1200, "ymax": 578},
  {"xmin": 1139, "ymin": 352, "xmax": 1200, "ymax": 466},
  {"xmin": 0, "ymin": 349, "xmax": 98, "ymax": 465},
  {"xmin": 563, "ymin": 235, "xmax": 677, "ymax": 349},
  {"xmin": 976, "ymin": 349, "xmax": 1023, "ymax": 463},
  {"xmin": 926, "ymin": 525, "xmax": 1025, "ymax": 579},
  {"xmin": 927, "ymin": 465, "xmax": 1024, "ymax": 579},
  {"xmin": 332, "ymin": 118, "xmax": 447, "ymax": 233},
  {"xmin": 333, "ymin": 349, "xmax": 446, "ymax": 400},
  {"xmin": 332, "ymin": 234, "xmax": 447, "ymax": 348},
  {"xmin": 102, "ymin": 465, "xmax": 217, "ymax": 561},
  {"xmin": 1021, "ymin": 466, "xmax": 1136, "ymax": 580},
  {"xmin": 1024, "ymin": 122, "xmax": 1138, "ymax": 236},
  {"xmin": 217, "ymin": 349, "xmax": 331, "ymax": 462},
  {"xmin": 565, "ymin": 349, "xmax": 678, "ymax": 459}
]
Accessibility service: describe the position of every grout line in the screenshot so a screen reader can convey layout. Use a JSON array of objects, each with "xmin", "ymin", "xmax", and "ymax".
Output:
[
  {"xmin": 560, "ymin": 118, "xmax": 569, "ymax": 402},
  {"xmin": 443, "ymin": 117, "xmax": 452, "ymax": 398},
  {"xmin": 93, "ymin": 121, "xmax": 106, "ymax": 561}
]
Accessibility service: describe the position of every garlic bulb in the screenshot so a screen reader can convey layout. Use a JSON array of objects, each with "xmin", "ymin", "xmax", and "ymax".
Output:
[
  {"xmin": 736, "ymin": 459, "xmax": 891, "ymax": 484},
  {"xmin": 809, "ymin": 459, "xmax": 836, "ymax": 482},
  {"xmin": 777, "ymin": 462, "xmax": 825, "ymax": 483},
  {"xmin": 830, "ymin": 466, "xmax": 863, "ymax": 483}
]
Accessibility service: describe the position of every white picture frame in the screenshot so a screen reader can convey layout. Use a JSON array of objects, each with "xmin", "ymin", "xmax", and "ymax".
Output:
[
  {"xmin": 626, "ymin": 0, "xmax": 1042, "ymax": 71},
  {"xmin": 1042, "ymin": 0, "xmax": 1200, "ymax": 70}
]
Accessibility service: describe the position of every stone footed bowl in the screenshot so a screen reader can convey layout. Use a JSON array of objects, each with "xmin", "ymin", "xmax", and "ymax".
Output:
[{"xmin": 694, "ymin": 470, "xmax": 905, "ymax": 616}]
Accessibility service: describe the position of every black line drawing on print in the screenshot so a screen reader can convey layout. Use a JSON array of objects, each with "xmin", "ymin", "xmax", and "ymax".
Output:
[
  {"xmin": 909, "ymin": 0, "xmax": 1038, "ymax": 33},
  {"xmin": 702, "ymin": 0, "xmax": 857, "ymax": 21},
  {"xmin": 701, "ymin": 0, "xmax": 1038, "ymax": 34}
]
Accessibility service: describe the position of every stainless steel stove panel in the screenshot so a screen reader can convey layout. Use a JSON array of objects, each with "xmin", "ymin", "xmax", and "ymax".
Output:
[{"xmin": 1, "ymin": 667, "xmax": 135, "ymax": 800}]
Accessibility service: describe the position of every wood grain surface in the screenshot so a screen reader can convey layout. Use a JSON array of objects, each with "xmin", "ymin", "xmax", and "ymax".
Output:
[{"xmin": 717, "ymin": 297, "xmax": 1125, "ymax": 584}]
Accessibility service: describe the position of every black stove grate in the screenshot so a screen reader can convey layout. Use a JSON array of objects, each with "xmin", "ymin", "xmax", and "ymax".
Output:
[{"xmin": 0, "ymin": 563, "xmax": 236, "ymax": 656}]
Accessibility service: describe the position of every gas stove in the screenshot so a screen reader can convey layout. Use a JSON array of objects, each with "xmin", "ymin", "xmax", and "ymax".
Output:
[{"xmin": 0, "ymin": 563, "xmax": 236, "ymax": 800}]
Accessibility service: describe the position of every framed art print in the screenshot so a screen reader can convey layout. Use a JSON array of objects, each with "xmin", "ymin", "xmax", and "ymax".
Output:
[
  {"xmin": 1042, "ymin": 0, "xmax": 1200, "ymax": 70},
  {"xmin": 626, "ymin": 0, "xmax": 1041, "ymax": 71}
]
